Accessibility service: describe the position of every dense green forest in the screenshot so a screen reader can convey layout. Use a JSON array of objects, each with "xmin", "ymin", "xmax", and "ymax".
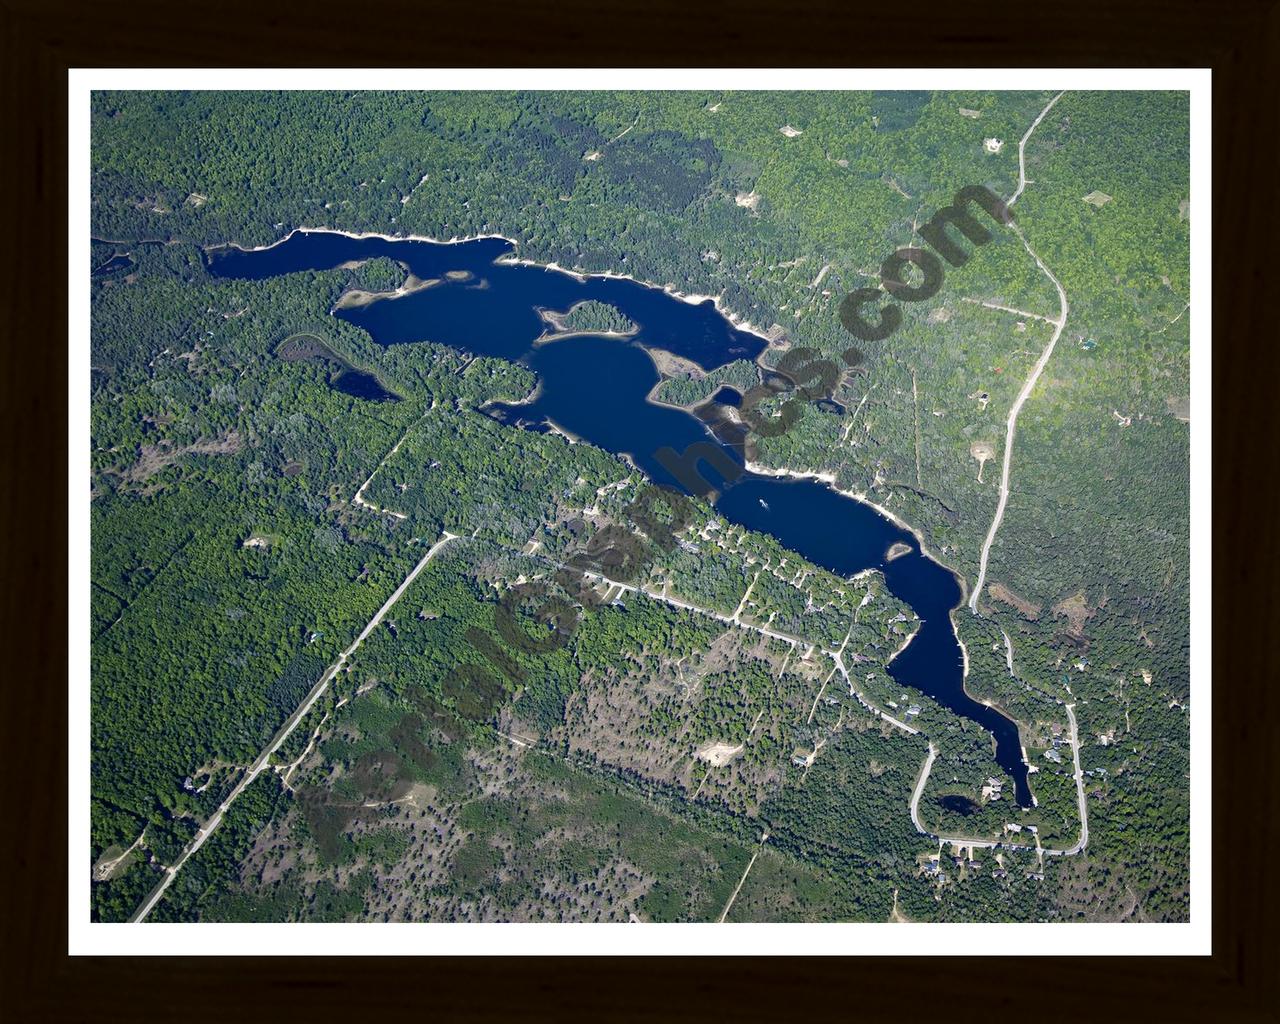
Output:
[
  {"xmin": 544, "ymin": 299, "xmax": 638, "ymax": 336},
  {"xmin": 90, "ymin": 89, "xmax": 1190, "ymax": 924}
]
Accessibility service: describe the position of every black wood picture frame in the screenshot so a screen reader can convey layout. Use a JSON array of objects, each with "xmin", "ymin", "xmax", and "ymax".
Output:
[{"xmin": 3, "ymin": 1, "xmax": 1275, "ymax": 1018}]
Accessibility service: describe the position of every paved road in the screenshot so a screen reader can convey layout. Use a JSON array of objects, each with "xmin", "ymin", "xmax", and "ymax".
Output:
[
  {"xmin": 129, "ymin": 532, "xmax": 457, "ymax": 923},
  {"xmin": 584, "ymin": 572, "xmax": 812, "ymax": 649},
  {"xmin": 832, "ymin": 651, "xmax": 919, "ymax": 736}
]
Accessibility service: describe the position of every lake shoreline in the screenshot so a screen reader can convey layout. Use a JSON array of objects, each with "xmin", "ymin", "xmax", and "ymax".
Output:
[
  {"xmin": 741, "ymin": 460, "xmax": 966, "ymax": 584},
  {"xmin": 212, "ymin": 226, "xmax": 1033, "ymax": 806},
  {"xmin": 206, "ymin": 226, "xmax": 779, "ymax": 347},
  {"xmin": 332, "ymin": 272, "xmax": 442, "ymax": 310},
  {"xmin": 221, "ymin": 225, "xmax": 975, "ymax": 631},
  {"xmin": 735, "ymin": 456, "xmax": 1033, "ymax": 793}
]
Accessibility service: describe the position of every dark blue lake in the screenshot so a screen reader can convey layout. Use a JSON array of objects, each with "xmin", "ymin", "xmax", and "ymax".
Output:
[
  {"xmin": 209, "ymin": 229, "xmax": 1032, "ymax": 807},
  {"xmin": 331, "ymin": 368, "xmax": 398, "ymax": 403}
]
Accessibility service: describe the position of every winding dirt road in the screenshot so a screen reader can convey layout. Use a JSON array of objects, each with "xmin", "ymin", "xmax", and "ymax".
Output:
[
  {"xmin": 970, "ymin": 92, "xmax": 1068, "ymax": 612},
  {"xmin": 909, "ymin": 743, "xmax": 938, "ymax": 834},
  {"xmin": 907, "ymin": 703, "xmax": 1087, "ymax": 857},
  {"xmin": 351, "ymin": 410, "xmax": 435, "ymax": 519},
  {"xmin": 1008, "ymin": 92, "xmax": 1063, "ymax": 207},
  {"xmin": 1061, "ymin": 702, "xmax": 1089, "ymax": 855}
]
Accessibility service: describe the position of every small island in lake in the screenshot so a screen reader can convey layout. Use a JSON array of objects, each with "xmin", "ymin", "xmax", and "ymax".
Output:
[
  {"xmin": 886, "ymin": 541, "xmax": 912, "ymax": 561},
  {"xmin": 536, "ymin": 299, "xmax": 639, "ymax": 342}
]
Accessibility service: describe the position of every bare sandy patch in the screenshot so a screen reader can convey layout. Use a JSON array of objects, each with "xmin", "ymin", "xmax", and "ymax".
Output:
[
  {"xmin": 92, "ymin": 832, "xmax": 145, "ymax": 881},
  {"xmin": 1052, "ymin": 590, "xmax": 1096, "ymax": 638},
  {"xmin": 119, "ymin": 429, "xmax": 241, "ymax": 485},
  {"xmin": 647, "ymin": 347, "xmax": 704, "ymax": 380},
  {"xmin": 334, "ymin": 273, "xmax": 438, "ymax": 309},
  {"xmin": 885, "ymin": 542, "xmax": 911, "ymax": 562},
  {"xmin": 970, "ymin": 441, "xmax": 995, "ymax": 483},
  {"xmin": 696, "ymin": 740, "xmax": 744, "ymax": 767},
  {"xmin": 989, "ymin": 582, "xmax": 1042, "ymax": 620}
]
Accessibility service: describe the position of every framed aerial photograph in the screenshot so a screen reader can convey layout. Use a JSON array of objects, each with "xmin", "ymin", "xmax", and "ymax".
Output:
[
  {"xmin": 4, "ymin": 3, "xmax": 1276, "ymax": 1015},
  {"xmin": 70, "ymin": 69, "xmax": 1207, "ymax": 953}
]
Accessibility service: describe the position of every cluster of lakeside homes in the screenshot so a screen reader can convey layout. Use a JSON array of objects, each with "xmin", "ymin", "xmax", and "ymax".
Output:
[{"xmin": 884, "ymin": 693, "xmax": 922, "ymax": 719}]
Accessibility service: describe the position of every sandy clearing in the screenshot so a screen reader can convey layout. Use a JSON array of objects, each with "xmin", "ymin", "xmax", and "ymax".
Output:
[{"xmin": 696, "ymin": 741, "xmax": 744, "ymax": 767}]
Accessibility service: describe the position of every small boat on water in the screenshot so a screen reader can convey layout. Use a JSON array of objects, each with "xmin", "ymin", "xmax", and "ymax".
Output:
[{"xmin": 758, "ymin": 499, "xmax": 770, "ymax": 510}]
